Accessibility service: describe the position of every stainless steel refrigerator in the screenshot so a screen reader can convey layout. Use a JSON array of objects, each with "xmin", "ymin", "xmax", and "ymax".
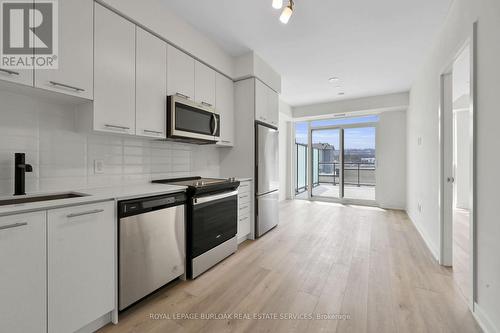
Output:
[{"xmin": 255, "ymin": 123, "xmax": 279, "ymax": 237}]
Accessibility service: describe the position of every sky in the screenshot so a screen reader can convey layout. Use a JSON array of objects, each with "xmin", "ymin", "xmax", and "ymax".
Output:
[{"xmin": 295, "ymin": 115, "xmax": 378, "ymax": 149}]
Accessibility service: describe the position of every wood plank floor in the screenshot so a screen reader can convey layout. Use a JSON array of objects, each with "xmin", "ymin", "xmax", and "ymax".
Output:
[{"xmin": 99, "ymin": 200, "xmax": 481, "ymax": 333}]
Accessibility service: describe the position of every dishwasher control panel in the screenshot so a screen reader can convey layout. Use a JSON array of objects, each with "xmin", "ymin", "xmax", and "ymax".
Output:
[{"xmin": 119, "ymin": 192, "xmax": 186, "ymax": 217}]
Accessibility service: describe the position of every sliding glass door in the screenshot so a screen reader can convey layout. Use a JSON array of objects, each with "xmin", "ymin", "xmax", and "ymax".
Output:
[
  {"xmin": 343, "ymin": 127, "xmax": 376, "ymax": 201},
  {"xmin": 311, "ymin": 128, "xmax": 341, "ymax": 199},
  {"xmin": 306, "ymin": 122, "xmax": 377, "ymax": 203}
]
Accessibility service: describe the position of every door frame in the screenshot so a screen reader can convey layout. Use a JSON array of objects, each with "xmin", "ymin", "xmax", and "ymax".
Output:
[
  {"xmin": 438, "ymin": 22, "xmax": 477, "ymax": 311},
  {"xmin": 308, "ymin": 122, "xmax": 378, "ymax": 205}
]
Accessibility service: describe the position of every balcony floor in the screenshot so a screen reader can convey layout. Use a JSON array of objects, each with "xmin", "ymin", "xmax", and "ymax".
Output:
[{"xmin": 296, "ymin": 183, "xmax": 375, "ymax": 201}]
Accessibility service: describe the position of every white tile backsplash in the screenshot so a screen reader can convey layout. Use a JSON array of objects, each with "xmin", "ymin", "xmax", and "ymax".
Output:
[{"xmin": 0, "ymin": 89, "xmax": 220, "ymax": 196}]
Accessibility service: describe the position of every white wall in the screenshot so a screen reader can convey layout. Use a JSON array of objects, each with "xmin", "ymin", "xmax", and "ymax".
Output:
[
  {"xmin": 376, "ymin": 111, "xmax": 407, "ymax": 209},
  {"xmin": 0, "ymin": 90, "xmax": 219, "ymax": 196},
  {"xmin": 100, "ymin": 0, "xmax": 234, "ymax": 77},
  {"xmin": 279, "ymin": 100, "xmax": 293, "ymax": 201},
  {"xmin": 407, "ymin": 0, "xmax": 500, "ymax": 330}
]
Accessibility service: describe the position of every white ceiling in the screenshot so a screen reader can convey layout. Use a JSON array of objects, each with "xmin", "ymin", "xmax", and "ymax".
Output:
[{"xmin": 161, "ymin": 0, "xmax": 451, "ymax": 106}]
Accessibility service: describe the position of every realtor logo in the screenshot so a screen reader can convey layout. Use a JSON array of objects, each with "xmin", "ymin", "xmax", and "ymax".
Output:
[{"xmin": 1, "ymin": 0, "xmax": 58, "ymax": 69}]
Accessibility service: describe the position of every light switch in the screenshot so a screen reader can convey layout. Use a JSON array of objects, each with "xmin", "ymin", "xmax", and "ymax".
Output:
[{"xmin": 94, "ymin": 160, "xmax": 104, "ymax": 174}]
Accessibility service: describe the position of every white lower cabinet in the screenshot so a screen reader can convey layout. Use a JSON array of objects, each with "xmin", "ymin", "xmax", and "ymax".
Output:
[
  {"xmin": 237, "ymin": 180, "xmax": 253, "ymax": 242},
  {"xmin": 48, "ymin": 201, "xmax": 115, "ymax": 333},
  {"xmin": 0, "ymin": 212, "xmax": 46, "ymax": 333}
]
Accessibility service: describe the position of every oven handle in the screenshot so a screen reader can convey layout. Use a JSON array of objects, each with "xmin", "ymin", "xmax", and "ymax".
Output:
[{"xmin": 193, "ymin": 190, "xmax": 238, "ymax": 205}]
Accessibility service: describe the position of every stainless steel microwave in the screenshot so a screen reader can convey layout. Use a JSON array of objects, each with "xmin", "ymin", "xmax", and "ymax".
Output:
[{"xmin": 167, "ymin": 95, "xmax": 220, "ymax": 144}]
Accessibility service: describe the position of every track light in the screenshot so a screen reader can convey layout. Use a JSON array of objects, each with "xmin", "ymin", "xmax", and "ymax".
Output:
[
  {"xmin": 279, "ymin": 0, "xmax": 294, "ymax": 24},
  {"xmin": 272, "ymin": 0, "xmax": 283, "ymax": 9}
]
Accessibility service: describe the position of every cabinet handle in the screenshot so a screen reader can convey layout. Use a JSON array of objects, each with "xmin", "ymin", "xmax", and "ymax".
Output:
[
  {"xmin": 201, "ymin": 101, "xmax": 212, "ymax": 107},
  {"xmin": 67, "ymin": 209, "xmax": 104, "ymax": 218},
  {"xmin": 239, "ymin": 205, "xmax": 248, "ymax": 210},
  {"xmin": 239, "ymin": 216, "xmax": 249, "ymax": 222},
  {"xmin": 143, "ymin": 129, "xmax": 163, "ymax": 135},
  {"xmin": 105, "ymin": 124, "xmax": 130, "ymax": 131},
  {"xmin": 175, "ymin": 92, "xmax": 190, "ymax": 100},
  {"xmin": 49, "ymin": 81, "xmax": 85, "ymax": 92},
  {"xmin": 0, "ymin": 68, "xmax": 20, "ymax": 75},
  {"xmin": 0, "ymin": 222, "xmax": 27, "ymax": 231}
]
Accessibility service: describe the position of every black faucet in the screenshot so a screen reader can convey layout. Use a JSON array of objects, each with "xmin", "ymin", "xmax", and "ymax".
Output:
[{"xmin": 14, "ymin": 153, "xmax": 33, "ymax": 196}]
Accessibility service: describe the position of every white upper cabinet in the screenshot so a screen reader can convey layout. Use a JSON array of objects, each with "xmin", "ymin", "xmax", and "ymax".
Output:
[
  {"xmin": 267, "ymin": 88, "xmax": 279, "ymax": 127},
  {"xmin": 136, "ymin": 27, "xmax": 167, "ymax": 139},
  {"xmin": 255, "ymin": 79, "xmax": 279, "ymax": 127},
  {"xmin": 0, "ymin": 66, "xmax": 33, "ymax": 87},
  {"xmin": 255, "ymin": 79, "xmax": 269, "ymax": 124},
  {"xmin": 34, "ymin": 0, "xmax": 93, "ymax": 99},
  {"xmin": 0, "ymin": 212, "xmax": 46, "ymax": 333},
  {"xmin": 48, "ymin": 201, "xmax": 115, "ymax": 333},
  {"xmin": 194, "ymin": 60, "xmax": 216, "ymax": 108},
  {"xmin": 93, "ymin": 3, "xmax": 136, "ymax": 135},
  {"xmin": 216, "ymin": 73, "xmax": 234, "ymax": 146},
  {"xmin": 167, "ymin": 45, "xmax": 195, "ymax": 100}
]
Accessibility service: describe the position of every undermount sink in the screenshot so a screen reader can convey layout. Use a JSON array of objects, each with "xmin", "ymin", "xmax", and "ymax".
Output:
[{"xmin": 0, "ymin": 193, "xmax": 88, "ymax": 206}]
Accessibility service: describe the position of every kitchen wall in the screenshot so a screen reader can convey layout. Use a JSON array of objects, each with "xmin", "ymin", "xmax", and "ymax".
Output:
[
  {"xmin": 279, "ymin": 100, "xmax": 293, "ymax": 201},
  {"xmin": 375, "ymin": 110, "xmax": 407, "ymax": 209},
  {"xmin": 407, "ymin": 0, "xmax": 500, "ymax": 330},
  {"xmin": 0, "ymin": 90, "xmax": 220, "ymax": 196}
]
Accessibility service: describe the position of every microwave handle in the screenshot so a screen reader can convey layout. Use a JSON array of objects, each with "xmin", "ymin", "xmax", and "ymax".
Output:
[
  {"xmin": 211, "ymin": 114, "xmax": 216, "ymax": 135},
  {"xmin": 212, "ymin": 114, "xmax": 218, "ymax": 136}
]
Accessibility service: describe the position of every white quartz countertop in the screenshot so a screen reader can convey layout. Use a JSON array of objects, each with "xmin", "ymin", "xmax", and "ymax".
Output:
[
  {"xmin": 0, "ymin": 183, "xmax": 187, "ymax": 217},
  {"xmin": 236, "ymin": 178, "xmax": 253, "ymax": 182}
]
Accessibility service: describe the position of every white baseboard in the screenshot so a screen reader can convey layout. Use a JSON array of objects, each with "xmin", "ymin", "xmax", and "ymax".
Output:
[
  {"xmin": 406, "ymin": 210, "xmax": 440, "ymax": 261},
  {"xmin": 473, "ymin": 303, "xmax": 499, "ymax": 333}
]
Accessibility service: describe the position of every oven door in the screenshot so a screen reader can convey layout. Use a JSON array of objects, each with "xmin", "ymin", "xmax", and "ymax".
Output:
[
  {"xmin": 167, "ymin": 95, "xmax": 220, "ymax": 142},
  {"xmin": 191, "ymin": 190, "xmax": 237, "ymax": 258}
]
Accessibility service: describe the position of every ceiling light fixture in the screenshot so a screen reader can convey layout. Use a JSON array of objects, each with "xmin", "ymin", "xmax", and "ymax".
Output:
[
  {"xmin": 279, "ymin": 0, "xmax": 294, "ymax": 24},
  {"xmin": 328, "ymin": 77, "xmax": 340, "ymax": 83},
  {"xmin": 272, "ymin": 0, "xmax": 283, "ymax": 9}
]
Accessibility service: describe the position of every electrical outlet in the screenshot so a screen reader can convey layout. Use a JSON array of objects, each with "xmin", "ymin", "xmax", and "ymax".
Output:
[
  {"xmin": 94, "ymin": 160, "xmax": 104, "ymax": 174},
  {"xmin": 417, "ymin": 203, "xmax": 423, "ymax": 213}
]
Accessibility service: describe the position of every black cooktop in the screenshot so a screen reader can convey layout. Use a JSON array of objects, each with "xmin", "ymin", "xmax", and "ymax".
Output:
[{"xmin": 153, "ymin": 177, "xmax": 240, "ymax": 195}]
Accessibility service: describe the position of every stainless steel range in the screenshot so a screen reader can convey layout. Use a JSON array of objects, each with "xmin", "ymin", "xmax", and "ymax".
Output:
[{"xmin": 153, "ymin": 177, "xmax": 240, "ymax": 278}]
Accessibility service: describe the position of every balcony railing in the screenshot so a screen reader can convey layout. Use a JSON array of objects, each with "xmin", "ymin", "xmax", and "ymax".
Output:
[
  {"xmin": 317, "ymin": 162, "xmax": 376, "ymax": 187},
  {"xmin": 295, "ymin": 143, "xmax": 375, "ymax": 194}
]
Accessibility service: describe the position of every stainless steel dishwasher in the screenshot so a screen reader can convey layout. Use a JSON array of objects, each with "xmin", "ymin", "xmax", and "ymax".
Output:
[{"xmin": 118, "ymin": 192, "xmax": 186, "ymax": 311}]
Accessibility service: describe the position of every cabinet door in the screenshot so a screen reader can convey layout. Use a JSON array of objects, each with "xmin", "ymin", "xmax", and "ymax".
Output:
[
  {"xmin": 94, "ymin": 3, "xmax": 135, "ymax": 135},
  {"xmin": 34, "ymin": 0, "xmax": 93, "ymax": 99},
  {"xmin": 136, "ymin": 27, "xmax": 167, "ymax": 139},
  {"xmin": 267, "ymin": 88, "xmax": 279, "ymax": 127},
  {"xmin": 48, "ymin": 201, "xmax": 115, "ymax": 333},
  {"xmin": 0, "ymin": 67, "xmax": 32, "ymax": 86},
  {"xmin": 167, "ymin": 45, "xmax": 195, "ymax": 100},
  {"xmin": 255, "ymin": 79, "xmax": 268, "ymax": 124},
  {"xmin": 215, "ymin": 73, "xmax": 234, "ymax": 146},
  {"xmin": 0, "ymin": 212, "xmax": 46, "ymax": 333},
  {"xmin": 194, "ymin": 60, "xmax": 216, "ymax": 107}
]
